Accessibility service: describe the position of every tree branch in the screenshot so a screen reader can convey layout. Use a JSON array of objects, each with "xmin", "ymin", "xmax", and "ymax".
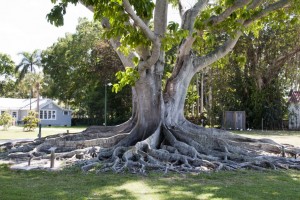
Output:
[
  {"xmin": 193, "ymin": 0, "xmax": 291, "ymax": 72},
  {"xmin": 154, "ymin": 0, "xmax": 168, "ymax": 37},
  {"xmin": 122, "ymin": 0, "xmax": 156, "ymax": 42},
  {"xmin": 79, "ymin": 0, "xmax": 93, "ymax": 12},
  {"xmin": 181, "ymin": 0, "xmax": 209, "ymax": 34},
  {"xmin": 247, "ymin": 0, "xmax": 263, "ymax": 10},
  {"xmin": 244, "ymin": 0, "xmax": 291, "ymax": 27},
  {"xmin": 138, "ymin": 0, "xmax": 169, "ymax": 71},
  {"xmin": 265, "ymin": 46, "xmax": 300, "ymax": 85},
  {"xmin": 193, "ymin": 31, "xmax": 243, "ymax": 72},
  {"xmin": 78, "ymin": 2, "xmax": 135, "ymax": 68},
  {"xmin": 109, "ymin": 38, "xmax": 136, "ymax": 68},
  {"xmin": 209, "ymin": 0, "xmax": 252, "ymax": 26},
  {"xmin": 274, "ymin": 46, "xmax": 300, "ymax": 67},
  {"xmin": 177, "ymin": 1, "xmax": 209, "ymax": 60}
]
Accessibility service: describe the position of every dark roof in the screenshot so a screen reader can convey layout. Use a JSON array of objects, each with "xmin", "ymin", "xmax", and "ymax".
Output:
[{"xmin": 289, "ymin": 91, "xmax": 300, "ymax": 103}]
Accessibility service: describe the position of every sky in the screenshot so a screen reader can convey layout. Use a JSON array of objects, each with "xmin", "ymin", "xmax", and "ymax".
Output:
[{"xmin": 0, "ymin": 0, "xmax": 93, "ymax": 64}]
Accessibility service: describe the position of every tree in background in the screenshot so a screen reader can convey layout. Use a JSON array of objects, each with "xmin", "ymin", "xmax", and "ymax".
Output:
[
  {"xmin": 0, "ymin": 53, "xmax": 14, "ymax": 76},
  {"xmin": 204, "ymin": 21, "xmax": 300, "ymax": 129},
  {"xmin": 15, "ymin": 50, "xmax": 42, "ymax": 110},
  {"xmin": 0, "ymin": 53, "xmax": 16, "ymax": 97},
  {"xmin": 31, "ymin": 0, "xmax": 300, "ymax": 172},
  {"xmin": 42, "ymin": 19, "xmax": 131, "ymax": 125}
]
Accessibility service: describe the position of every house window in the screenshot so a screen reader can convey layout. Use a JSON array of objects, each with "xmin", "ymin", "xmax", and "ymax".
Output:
[
  {"xmin": 12, "ymin": 111, "xmax": 17, "ymax": 118},
  {"xmin": 64, "ymin": 111, "xmax": 69, "ymax": 115},
  {"xmin": 40, "ymin": 110, "xmax": 56, "ymax": 120}
]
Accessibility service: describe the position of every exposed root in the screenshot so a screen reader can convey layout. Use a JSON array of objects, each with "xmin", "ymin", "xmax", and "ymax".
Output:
[
  {"xmin": 1, "ymin": 120, "xmax": 300, "ymax": 174},
  {"xmin": 91, "ymin": 123, "xmax": 300, "ymax": 174}
]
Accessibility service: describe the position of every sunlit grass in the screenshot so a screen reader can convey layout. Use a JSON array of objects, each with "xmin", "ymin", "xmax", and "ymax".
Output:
[
  {"xmin": 0, "ymin": 126, "xmax": 86, "ymax": 140},
  {"xmin": 0, "ymin": 164, "xmax": 299, "ymax": 200},
  {"xmin": 231, "ymin": 130, "xmax": 300, "ymax": 136}
]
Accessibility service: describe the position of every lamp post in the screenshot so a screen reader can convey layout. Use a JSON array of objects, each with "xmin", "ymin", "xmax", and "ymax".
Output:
[{"xmin": 104, "ymin": 82, "xmax": 112, "ymax": 126}]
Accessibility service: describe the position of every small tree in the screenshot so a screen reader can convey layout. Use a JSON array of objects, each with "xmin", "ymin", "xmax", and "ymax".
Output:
[
  {"xmin": 0, "ymin": 112, "xmax": 13, "ymax": 131},
  {"xmin": 23, "ymin": 111, "xmax": 40, "ymax": 132}
]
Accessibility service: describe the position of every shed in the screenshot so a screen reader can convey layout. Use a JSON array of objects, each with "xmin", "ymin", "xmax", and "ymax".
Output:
[
  {"xmin": 223, "ymin": 111, "xmax": 246, "ymax": 130},
  {"xmin": 288, "ymin": 91, "xmax": 300, "ymax": 129}
]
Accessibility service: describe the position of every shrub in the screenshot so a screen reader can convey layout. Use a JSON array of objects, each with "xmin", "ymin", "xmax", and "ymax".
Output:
[
  {"xmin": 23, "ymin": 110, "xmax": 40, "ymax": 132},
  {"xmin": 0, "ymin": 112, "xmax": 13, "ymax": 131}
]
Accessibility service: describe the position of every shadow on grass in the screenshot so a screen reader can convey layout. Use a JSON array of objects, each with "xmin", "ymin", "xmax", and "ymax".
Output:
[{"xmin": 0, "ymin": 164, "xmax": 299, "ymax": 200}]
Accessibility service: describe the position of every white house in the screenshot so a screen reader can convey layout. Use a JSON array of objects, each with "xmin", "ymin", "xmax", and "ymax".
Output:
[
  {"xmin": 288, "ymin": 91, "xmax": 300, "ymax": 129},
  {"xmin": 0, "ymin": 98, "xmax": 72, "ymax": 126}
]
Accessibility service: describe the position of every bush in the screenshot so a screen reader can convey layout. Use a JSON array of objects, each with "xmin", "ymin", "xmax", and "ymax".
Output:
[
  {"xmin": 23, "ymin": 111, "xmax": 40, "ymax": 132},
  {"xmin": 0, "ymin": 112, "xmax": 13, "ymax": 131}
]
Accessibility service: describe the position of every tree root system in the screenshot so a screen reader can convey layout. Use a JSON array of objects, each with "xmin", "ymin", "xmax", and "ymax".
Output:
[{"xmin": 1, "ymin": 122, "xmax": 300, "ymax": 174}]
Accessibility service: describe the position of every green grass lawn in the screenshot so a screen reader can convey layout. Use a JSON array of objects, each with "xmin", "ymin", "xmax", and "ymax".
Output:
[
  {"xmin": 231, "ymin": 130, "xmax": 300, "ymax": 136},
  {"xmin": 0, "ymin": 126, "xmax": 86, "ymax": 140},
  {"xmin": 231, "ymin": 130, "xmax": 300, "ymax": 147},
  {"xmin": 0, "ymin": 164, "xmax": 299, "ymax": 200}
]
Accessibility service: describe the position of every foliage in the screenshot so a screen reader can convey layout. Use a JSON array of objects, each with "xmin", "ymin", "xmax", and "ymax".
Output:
[
  {"xmin": 0, "ymin": 53, "xmax": 14, "ymax": 77},
  {"xmin": 0, "ymin": 112, "xmax": 13, "ymax": 131},
  {"xmin": 42, "ymin": 19, "xmax": 131, "ymax": 125},
  {"xmin": 204, "ymin": 21, "xmax": 300, "ymax": 129},
  {"xmin": 15, "ymin": 50, "xmax": 42, "ymax": 83},
  {"xmin": 23, "ymin": 111, "xmax": 40, "ymax": 132},
  {"xmin": 0, "ymin": 53, "xmax": 17, "ymax": 97},
  {"xmin": 113, "ymin": 67, "xmax": 140, "ymax": 93}
]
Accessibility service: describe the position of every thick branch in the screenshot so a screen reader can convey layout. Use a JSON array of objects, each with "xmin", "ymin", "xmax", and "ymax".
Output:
[
  {"xmin": 177, "ymin": 1, "xmax": 209, "ymax": 66},
  {"xmin": 109, "ymin": 38, "xmax": 136, "ymax": 68},
  {"xmin": 193, "ymin": 0, "xmax": 291, "ymax": 72},
  {"xmin": 123, "ymin": 0, "xmax": 164, "ymax": 71},
  {"xmin": 248, "ymin": 0, "xmax": 263, "ymax": 10},
  {"xmin": 79, "ymin": 0, "xmax": 93, "ymax": 12},
  {"xmin": 122, "ymin": 0, "xmax": 156, "ymax": 42},
  {"xmin": 139, "ymin": 0, "xmax": 168, "ymax": 71},
  {"xmin": 209, "ymin": 0, "xmax": 252, "ymax": 26},
  {"xmin": 181, "ymin": 0, "xmax": 209, "ymax": 34},
  {"xmin": 154, "ymin": 0, "xmax": 168, "ymax": 37},
  {"xmin": 193, "ymin": 32, "xmax": 242, "ymax": 72}
]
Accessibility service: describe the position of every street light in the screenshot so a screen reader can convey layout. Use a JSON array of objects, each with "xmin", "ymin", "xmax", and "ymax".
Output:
[{"xmin": 104, "ymin": 82, "xmax": 112, "ymax": 126}]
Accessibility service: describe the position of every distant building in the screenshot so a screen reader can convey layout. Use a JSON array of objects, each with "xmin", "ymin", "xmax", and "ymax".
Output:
[
  {"xmin": 288, "ymin": 91, "xmax": 300, "ymax": 129},
  {"xmin": 223, "ymin": 111, "xmax": 246, "ymax": 130},
  {"xmin": 0, "ymin": 98, "xmax": 72, "ymax": 126}
]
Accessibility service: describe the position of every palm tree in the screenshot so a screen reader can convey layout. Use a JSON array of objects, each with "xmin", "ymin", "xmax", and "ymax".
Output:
[{"xmin": 15, "ymin": 50, "xmax": 42, "ymax": 110}]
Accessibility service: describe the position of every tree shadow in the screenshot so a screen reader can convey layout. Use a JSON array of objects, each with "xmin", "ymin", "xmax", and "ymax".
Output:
[{"xmin": 0, "ymin": 164, "xmax": 299, "ymax": 200}]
